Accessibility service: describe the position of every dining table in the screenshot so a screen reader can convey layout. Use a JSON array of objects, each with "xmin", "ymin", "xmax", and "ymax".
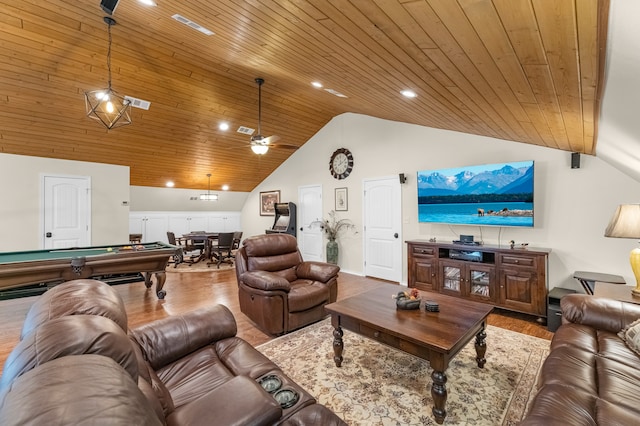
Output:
[{"xmin": 182, "ymin": 232, "xmax": 219, "ymax": 263}]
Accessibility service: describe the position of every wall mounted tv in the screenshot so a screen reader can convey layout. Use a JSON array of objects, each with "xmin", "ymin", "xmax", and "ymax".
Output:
[{"xmin": 417, "ymin": 160, "xmax": 534, "ymax": 227}]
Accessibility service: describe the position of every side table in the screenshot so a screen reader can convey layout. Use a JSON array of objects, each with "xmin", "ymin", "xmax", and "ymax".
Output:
[
  {"xmin": 547, "ymin": 287, "xmax": 576, "ymax": 332},
  {"xmin": 573, "ymin": 271, "xmax": 625, "ymax": 295},
  {"xmin": 594, "ymin": 282, "xmax": 640, "ymax": 305}
]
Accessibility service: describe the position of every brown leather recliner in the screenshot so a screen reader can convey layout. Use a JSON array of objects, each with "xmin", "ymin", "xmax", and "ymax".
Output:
[{"xmin": 235, "ymin": 233, "xmax": 340, "ymax": 335}]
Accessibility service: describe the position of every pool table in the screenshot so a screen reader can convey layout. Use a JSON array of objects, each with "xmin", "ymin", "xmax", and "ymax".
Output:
[{"xmin": 0, "ymin": 242, "xmax": 181, "ymax": 299}]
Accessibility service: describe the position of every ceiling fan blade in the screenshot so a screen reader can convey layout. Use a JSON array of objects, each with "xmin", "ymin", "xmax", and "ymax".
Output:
[
  {"xmin": 262, "ymin": 135, "xmax": 280, "ymax": 144},
  {"xmin": 270, "ymin": 143, "xmax": 299, "ymax": 150}
]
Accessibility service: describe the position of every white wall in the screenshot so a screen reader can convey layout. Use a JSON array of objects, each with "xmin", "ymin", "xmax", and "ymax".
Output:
[
  {"xmin": 597, "ymin": 0, "xmax": 640, "ymax": 182},
  {"xmin": 130, "ymin": 186, "xmax": 249, "ymax": 211},
  {"xmin": 0, "ymin": 153, "xmax": 130, "ymax": 251},
  {"xmin": 240, "ymin": 113, "xmax": 640, "ymax": 291}
]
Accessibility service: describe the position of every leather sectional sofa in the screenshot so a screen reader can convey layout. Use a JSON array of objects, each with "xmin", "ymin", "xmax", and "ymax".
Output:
[
  {"xmin": 0, "ymin": 279, "xmax": 346, "ymax": 426},
  {"xmin": 521, "ymin": 293, "xmax": 640, "ymax": 425}
]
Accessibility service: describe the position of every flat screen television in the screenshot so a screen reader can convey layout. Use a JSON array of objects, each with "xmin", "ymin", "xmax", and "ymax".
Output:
[{"xmin": 417, "ymin": 160, "xmax": 534, "ymax": 227}]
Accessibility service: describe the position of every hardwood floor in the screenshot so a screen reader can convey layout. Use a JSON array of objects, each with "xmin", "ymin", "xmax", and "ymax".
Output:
[{"xmin": 0, "ymin": 270, "xmax": 553, "ymax": 377}]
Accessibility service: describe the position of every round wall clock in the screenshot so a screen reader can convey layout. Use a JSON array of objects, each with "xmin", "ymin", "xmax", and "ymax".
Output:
[{"xmin": 329, "ymin": 148, "xmax": 354, "ymax": 180}]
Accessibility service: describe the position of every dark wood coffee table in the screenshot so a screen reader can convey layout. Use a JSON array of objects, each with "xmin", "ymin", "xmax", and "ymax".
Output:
[{"xmin": 324, "ymin": 283, "xmax": 494, "ymax": 424}]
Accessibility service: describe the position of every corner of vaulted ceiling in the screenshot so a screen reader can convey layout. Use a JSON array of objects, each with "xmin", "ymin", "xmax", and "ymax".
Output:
[{"xmin": 595, "ymin": 0, "xmax": 640, "ymax": 183}]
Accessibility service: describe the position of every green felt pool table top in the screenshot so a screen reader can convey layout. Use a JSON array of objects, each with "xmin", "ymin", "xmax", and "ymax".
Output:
[{"xmin": 0, "ymin": 242, "xmax": 176, "ymax": 264}]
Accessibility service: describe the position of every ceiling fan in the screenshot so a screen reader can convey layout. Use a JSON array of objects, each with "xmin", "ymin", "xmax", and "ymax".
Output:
[{"xmin": 248, "ymin": 78, "xmax": 298, "ymax": 154}]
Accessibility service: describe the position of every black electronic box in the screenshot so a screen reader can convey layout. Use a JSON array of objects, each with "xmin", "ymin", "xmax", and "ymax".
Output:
[{"xmin": 449, "ymin": 249, "xmax": 483, "ymax": 262}]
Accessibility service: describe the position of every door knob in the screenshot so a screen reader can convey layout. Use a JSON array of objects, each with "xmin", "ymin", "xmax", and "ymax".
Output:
[
  {"xmin": 394, "ymin": 233, "xmax": 398, "ymax": 238},
  {"xmin": 300, "ymin": 227, "xmax": 303, "ymax": 231},
  {"xmin": 45, "ymin": 232, "xmax": 52, "ymax": 238}
]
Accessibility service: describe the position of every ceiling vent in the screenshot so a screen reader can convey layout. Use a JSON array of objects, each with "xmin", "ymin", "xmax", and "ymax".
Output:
[
  {"xmin": 124, "ymin": 96, "xmax": 151, "ymax": 110},
  {"xmin": 237, "ymin": 126, "xmax": 255, "ymax": 135},
  {"xmin": 172, "ymin": 14, "xmax": 214, "ymax": 36}
]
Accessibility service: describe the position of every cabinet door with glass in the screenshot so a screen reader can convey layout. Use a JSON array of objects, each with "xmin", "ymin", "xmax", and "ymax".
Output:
[
  {"xmin": 467, "ymin": 264, "xmax": 495, "ymax": 302},
  {"xmin": 439, "ymin": 259, "xmax": 465, "ymax": 297}
]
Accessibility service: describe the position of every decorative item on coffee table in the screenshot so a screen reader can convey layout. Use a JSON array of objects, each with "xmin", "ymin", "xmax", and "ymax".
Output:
[
  {"xmin": 393, "ymin": 288, "xmax": 421, "ymax": 310},
  {"xmin": 425, "ymin": 300, "xmax": 440, "ymax": 312}
]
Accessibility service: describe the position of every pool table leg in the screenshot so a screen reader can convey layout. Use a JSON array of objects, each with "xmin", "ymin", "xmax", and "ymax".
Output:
[{"xmin": 142, "ymin": 271, "xmax": 167, "ymax": 299}]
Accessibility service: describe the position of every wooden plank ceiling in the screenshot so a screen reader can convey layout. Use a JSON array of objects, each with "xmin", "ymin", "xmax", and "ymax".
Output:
[{"xmin": 0, "ymin": 0, "xmax": 609, "ymax": 192}]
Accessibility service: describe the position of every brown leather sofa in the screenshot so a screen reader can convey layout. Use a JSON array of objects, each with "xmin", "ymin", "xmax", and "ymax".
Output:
[
  {"xmin": 235, "ymin": 233, "xmax": 340, "ymax": 335},
  {"xmin": 0, "ymin": 279, "xmax": 346, "ymax": 426},
  {"xmin": 521, "ymin": 294, "xmax": 640, "ymax": 425}
]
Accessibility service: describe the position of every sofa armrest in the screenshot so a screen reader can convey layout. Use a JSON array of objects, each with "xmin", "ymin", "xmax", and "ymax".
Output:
[
  {"xmin": 296, "ymin": 262, "xmax": 340, "ymax": 283},
  {"xmin": 131, "ymin": 304, "xmax": 237, "ymax": 370},
  {"xmin": 165, "ymin": 375, "xmax": 282, "ymax": 426},
  {"xmin": 240, "ymin": 271, "xmax": 291, "ymax": 292},
  {"xmin": 560, "ymin": 293, "xmax": 640, "ymax": 333}
]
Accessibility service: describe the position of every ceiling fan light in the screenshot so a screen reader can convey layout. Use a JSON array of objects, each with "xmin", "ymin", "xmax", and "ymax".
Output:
[{"xmin": 251, "ymin": 144, "xmax": 269, "ymax": 155}]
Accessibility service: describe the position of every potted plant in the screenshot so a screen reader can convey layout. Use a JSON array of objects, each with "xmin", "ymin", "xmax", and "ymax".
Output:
[{"xmin": 312, "ymin": 210, "xmax": 357, "ymax": 264}]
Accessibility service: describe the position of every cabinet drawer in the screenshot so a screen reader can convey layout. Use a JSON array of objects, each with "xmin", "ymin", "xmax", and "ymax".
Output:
[
  {"xmin": 360, "ymin": 324, "xmax": 399, "ymax": 347},
  {"xmin": 500, "ymin": 254, "xmax": 536, "ymax": 268},
  {"xmin": 411, "ymin": 245, "xmax": 436, "ymax": 256}
]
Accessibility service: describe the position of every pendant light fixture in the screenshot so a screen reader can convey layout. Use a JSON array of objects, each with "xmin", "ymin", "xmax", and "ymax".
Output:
[
  {"xmin": 85, "ymin": 16, "xmax": 132, "ymax": 130},
  {"xmin": 200, "ymin": 174, "xmax": 218, "ymax": 201}
]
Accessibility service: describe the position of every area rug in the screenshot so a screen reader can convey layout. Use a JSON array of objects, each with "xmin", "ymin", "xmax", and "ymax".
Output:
[{"xmin": 257, "ymin": 318, "xmax": 549, "ymax": 425}]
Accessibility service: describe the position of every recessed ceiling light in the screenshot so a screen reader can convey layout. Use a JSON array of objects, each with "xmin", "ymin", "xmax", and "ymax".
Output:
[
  {"xmin": 401, "ymin": 90, "xmax": 417, "ymax": 98},
  {"xmin": 219, "ymin": 122, "xmax": 229, "ymax": 131},
  {"xmin": 166, "ymin": 181, "xmax": 175, "ymax": 187},
  {"xmin": 139, "ymin": 0, "xmax": 157, "ymax": 6},
  {"xmin": 222, "ymin": 184, "xmax": 229, "ymax": 191},
  {"xmin": 311, "ymin": 81, "xmax": 323, "ymax": 88}
]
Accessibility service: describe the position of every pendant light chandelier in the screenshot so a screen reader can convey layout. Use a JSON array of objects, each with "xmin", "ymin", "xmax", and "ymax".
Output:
[
  {"xmin": 200, "ymin": 174, "xmax": 218, "ymax": 201},
  {"xmin": 85, "ymin": 16, "xmax": 132, "ymax": 130}
]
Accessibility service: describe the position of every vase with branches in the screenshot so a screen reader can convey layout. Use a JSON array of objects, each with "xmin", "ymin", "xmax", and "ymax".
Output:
[{"xmin": 311, "ymin": 210, "xmax": 357, "ymax": 264}]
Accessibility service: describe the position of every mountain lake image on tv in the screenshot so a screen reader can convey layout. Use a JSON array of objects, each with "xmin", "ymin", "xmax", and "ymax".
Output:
[{"xmin": 417, "ymin": 160, "xmax": 534, "ymax": 227}]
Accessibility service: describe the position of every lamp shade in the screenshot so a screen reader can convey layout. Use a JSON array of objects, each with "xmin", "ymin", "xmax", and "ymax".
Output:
[{"xmin": 604, "ymin": 204, "xmax": 640, "ymax": 238}]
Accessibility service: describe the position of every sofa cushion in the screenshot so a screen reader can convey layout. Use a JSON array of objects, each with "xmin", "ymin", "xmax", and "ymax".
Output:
[
  {"xmin": 156, "ymin": 346, "xmax": 235, "ymax": 409},
  {"xmin": 20, "ymin": 279, "xmax": 128, "ymax": 338},
  {"xmin": 597, "ymin": 355, "xmax": 640, "ymax": 414},
  {"xmin": 288, "ymin": 281, "xmax": 329, "ymax": 312},
  {"xmin": 216, "ymin": 337, "xmax": 278, "ymax": 378},
  {"xmin": 0, "ymin": 355, "xmax": 162, "ymax": 426},
  {"xmin": 520, "ymin": 384, "xmax": 598, "ymax": 426},
  {"xmin": 618, "ymin": 317, "xmax": 640, "ymax": 356},
  {"xmin": 1, "ymin": 315, "xmax": 137, "ymax": 388},
  {"xmin": 165, "ymin": 376, "xmax": 281, "ymax": 426}
]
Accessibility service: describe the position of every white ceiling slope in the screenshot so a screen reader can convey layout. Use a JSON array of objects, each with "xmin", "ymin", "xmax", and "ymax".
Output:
[{"xmin": 597, "ymin": 0, "xmax": 640, "ymax": 183}]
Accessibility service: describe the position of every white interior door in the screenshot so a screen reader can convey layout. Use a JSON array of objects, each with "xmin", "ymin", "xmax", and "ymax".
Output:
[
  {"xmin": 298, "ymin": 184, "xmax": 323, "ymax": 261},
  {"xmin": 43, "ymin": 175, "xmax": 91, "ymax": 249},
  {"xmin": 363, "ymin": 176, "xmax": 402, "ymax": 282}
]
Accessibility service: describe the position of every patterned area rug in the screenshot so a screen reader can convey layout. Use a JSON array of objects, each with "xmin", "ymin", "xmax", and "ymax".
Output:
[{"xmin": 257, "ymin": 318, "xmax": 549, "ymax": 425}]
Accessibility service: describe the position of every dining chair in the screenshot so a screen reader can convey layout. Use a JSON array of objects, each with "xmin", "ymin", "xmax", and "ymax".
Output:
[
  {"xmin": 167, "ymin": 232, "xmax": 199, "ymax": 265},
  {"xmin": 231, "ymin": 231, "xmax": 243, "ymax": 259},
  {"xmin": 208, "ymin": 232, "xmax": 235, "ymax": 269}
]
